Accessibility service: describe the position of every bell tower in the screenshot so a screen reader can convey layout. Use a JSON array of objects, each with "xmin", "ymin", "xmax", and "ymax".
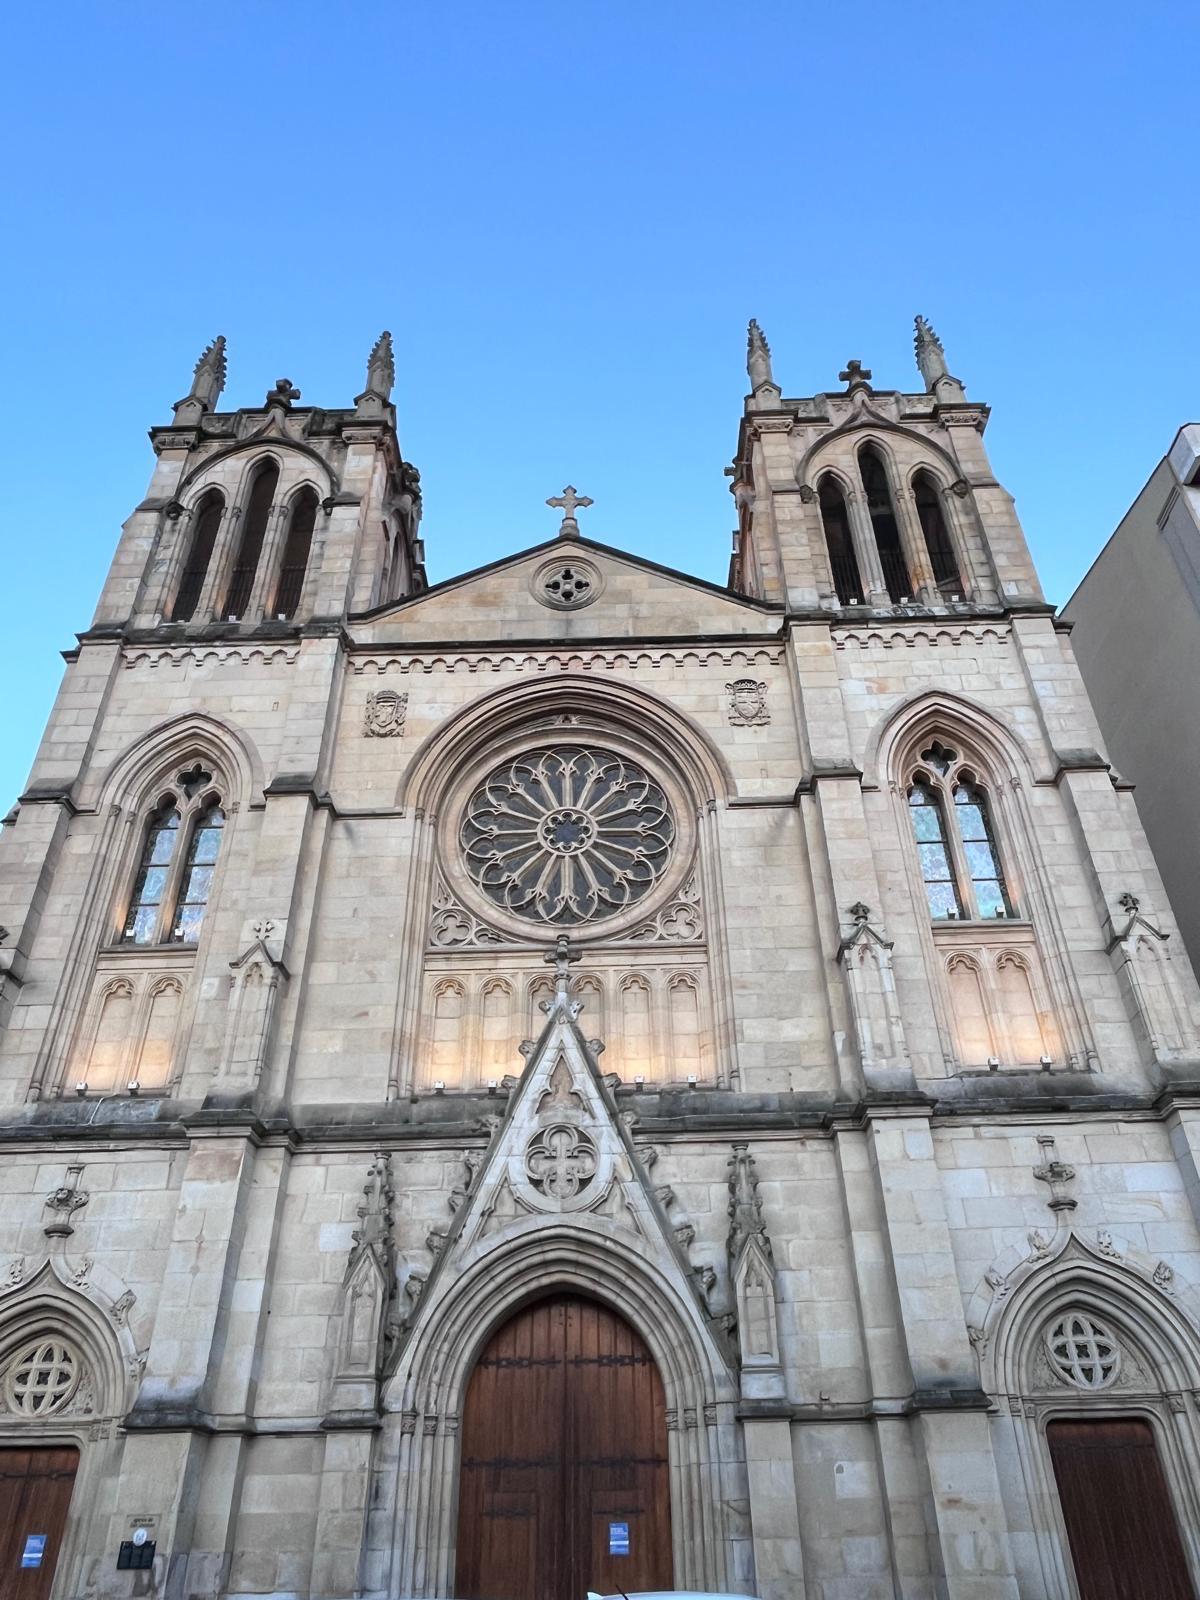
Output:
[
  {"xmin": 728, "ymin": 316, "xmax": 1044, "ymax": 616},
  {"xmin": 90, "ymin": 331, "xmax": 426, "ymax": 639}
]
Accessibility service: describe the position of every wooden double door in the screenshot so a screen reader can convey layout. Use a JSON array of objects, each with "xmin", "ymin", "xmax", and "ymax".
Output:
[
  {"xmin": 0, "ymin": 1448, "xmax": 78, "ymax": 1600},
  {"xmin": 1049, "ymin": 1418, "xmax": 1196, "ymax": 1599},
  {"xmin": 456, "ymin": 1295, "xmax": 672, "ymax": 1600}
]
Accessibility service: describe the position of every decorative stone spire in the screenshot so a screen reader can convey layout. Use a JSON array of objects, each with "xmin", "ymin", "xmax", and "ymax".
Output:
[
  {"xmin": 366, "ymin": 330, "xmax": 395, "ymax": 399},
  {"xmin": 913, "ymin": 316, "xmax": 947, "ymax": 388},
  {"xmin": 173, "ymin": 335, "xmax": 227, "ymax": 421},
  {"xmin": 546, "ymin": 485, "xmax": 593, "ymax": 539},
  {"xmin": 727, "ymin": 1141, "xmax": 771, "ymax": 1263},
  {"xmin": 746, "ymin": 319, "xmax": 775, "ymax": 392},
  {"xmin": 914, "ymin": 316, "xmax": 966, "ymax": 400},
  {"xmin": 351, "ymin": 1152, "xmax": 396, "ymax": 1261}
]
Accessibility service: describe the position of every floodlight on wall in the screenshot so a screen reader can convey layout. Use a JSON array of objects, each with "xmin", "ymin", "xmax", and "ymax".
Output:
[
  {"xmin": 686, "ymin": 1074, "xmax": 699, "ymax": 1086},
  {"xmin": 900, "ymin": 595, "xmax": 910, "ymax": 604},
  {"xmin": 1040, "ymin": 1054, "xmax": 1053, "ymax": 1068},
  {"xmin": 951, "ymin": 593, "xmax": 962, "ymax": 602},
  {"xmin": 127, "ymin": 1080, "xmax": 141, "ymax": 1096},
  {"xmin": 433, "ymin": 1080, "xmax": 446, "ymax": 1094},
  {"xmin": 848, "ymin": 598, "xmax": 858, "ymax": 606},
  {"xmin": 486, "ymin": 1079, "xmax": 499, "ymax": 1094},
  {"xmin": 633, "ymin": 1075, "xmax": 645, "ymax": 1086},
  {"xmin": 986, "ymin": 1056, "xmax": 1001, "ymax": 1070},
  {"xmin": 75, "ymin": 1080, "xmax": 89, "ymax": 1097}
]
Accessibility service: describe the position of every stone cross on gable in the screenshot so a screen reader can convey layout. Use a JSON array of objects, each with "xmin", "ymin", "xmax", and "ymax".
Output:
[
  {"xmin": 546, "ymin": 485, "xmax": 593, "ymax": 539},
  {"xmin": 839, "ymin": 360, "xmax": 872, "ymax": 391}
]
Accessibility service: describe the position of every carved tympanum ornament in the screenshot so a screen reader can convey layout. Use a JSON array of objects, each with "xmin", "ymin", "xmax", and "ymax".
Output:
[
  {"xmin": 460, "ymin": 746, "xmax": 675, "ymax": 925},
  {"xmin": 2, "ymin": 1336, "xmax": 81, "ymax": 1416},
  {"xmin": 1045, "ymin": 1311, "xmax": 1120, "ymax": 1390},
  {"xmin": 525, "ymin": 1124, "xmax": 598, "ymax": 1200}
]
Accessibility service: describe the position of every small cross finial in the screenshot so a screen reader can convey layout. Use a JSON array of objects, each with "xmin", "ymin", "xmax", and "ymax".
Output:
[
  {"xmin": 266, "ymin": 377, "xmax": 301, "ymax": 407},
  {"xmin": 839, "ymin": 359, "xmax": 872, "ymax": 391},
  {"xmin": 546, "ymin": 485, "xmax": 593, "ymax": 539}
]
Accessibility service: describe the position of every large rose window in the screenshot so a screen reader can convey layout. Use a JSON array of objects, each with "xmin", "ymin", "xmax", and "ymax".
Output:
[{"xmin": 460, "ymin": 746, "xmax": 675, "ymax": 925}]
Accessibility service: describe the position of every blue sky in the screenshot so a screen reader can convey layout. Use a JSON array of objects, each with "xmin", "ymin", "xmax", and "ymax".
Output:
[{"xmin": 2, "ymin": 0, "xmax": 1197, "ymax": 807}]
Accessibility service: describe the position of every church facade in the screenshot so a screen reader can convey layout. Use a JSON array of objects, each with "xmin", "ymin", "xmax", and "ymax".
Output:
[{"xmin": 2, "ymin": 322, "xmax": 1200, "ymax": 1600}]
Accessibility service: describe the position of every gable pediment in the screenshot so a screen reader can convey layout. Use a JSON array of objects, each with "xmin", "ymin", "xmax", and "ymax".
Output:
[{"xmin": 352, "ymin": 537, "xmax": 780, "ymax": 646}]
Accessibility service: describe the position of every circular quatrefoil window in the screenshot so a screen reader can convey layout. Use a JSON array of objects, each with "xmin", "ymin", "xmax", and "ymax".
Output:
[
  {"xmin": 1045, "ymin": 1312, "xmax": 1120, "ymax": 1390},
  {"xmin": 533, "ymin": 558, "xmax": 602, "ymax": 610},
  {"xmin": 460, "ymin": 746, "xmax": 675, "ymax": 925},
  {"xmin": 3, "ymin": 1336, "xmax": 81, "ymax": 1416}
]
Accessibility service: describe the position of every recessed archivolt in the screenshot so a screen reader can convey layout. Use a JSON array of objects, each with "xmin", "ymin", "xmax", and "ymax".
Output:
[
  {"xmin": 397, "ymin": 673, "xmax": 736, "ymax": 813},
  {"xmin": 175, "ymin": 438, "xmax": 337, "ymax": 501},
  {"xmin": 796, "ymin": 411, "xmax": 966, "ymax": 491},
  {"xmin": 91, "ymin": 710, "xmax": 263, "ymax": 812},
  {"xmin": 968, "ymin": 1229, "xmax": 1200, "ymax": 1399},
  {"xmin": 866, "ymin": 687, "xmax": 1043, "ymax": 790},
  {"xmin": 0, "ymin": 1258, "xmax": 141, "ymax": 1422},
  {"xmin": 385, "ymin": 1223, "xmax": 735, "ymax": 1417}
]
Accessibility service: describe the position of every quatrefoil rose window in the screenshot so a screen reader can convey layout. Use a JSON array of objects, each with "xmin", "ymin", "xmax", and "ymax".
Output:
[
  {"xmin": 460, "ymin": 746, "xmax": 675, "ymax": 925},
  {"xmin": 3, "ymin": 1336, "xmax": 81, "ymax": 1416},
  {"xmin": 1045, "ymin": 1312, "xmax": 1120, "ymax": 1390}
]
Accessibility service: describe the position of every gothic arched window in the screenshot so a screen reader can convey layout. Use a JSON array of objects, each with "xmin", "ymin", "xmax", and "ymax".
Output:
[
  {"xmin": 858, "ymin": 444, "xmax": 911, "ymax": 603},
  {"xmin": 273, "ymin": 486, "xmax": 318, "ymax": 620},
  {"xmin": 170, "ymin": 489, "xmax": 223, "ymax": 622},
  {"xmin": 223, "ymin": 459, "xmax": 279, "ymax": 620},
  {"xmin": 121, "ymin": 768, "xmax": 226, "ymax": 946},
  {"xmin": 912, "ymin": 471, "xmax": 961, "ymax": 593},
  {"xmin": 817, "ymin": 478, "xmax": 864, "ymax": 604},
  {"xmin": 906, "ymin": 741, "xmax": 1012, "ymax": 920}
]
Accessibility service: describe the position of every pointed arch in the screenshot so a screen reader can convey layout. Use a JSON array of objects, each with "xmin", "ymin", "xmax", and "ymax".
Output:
[
  {"xmin": 379, "ymin": 1223, "xmax": 738, "ymax": 1597},
  {"xmin": 816, "ymin": 471, "xmax": 864, "ymax": 604},
  {"xmin": 94, "ymin": 710, "xmax": 262, "ymax": 813},
  {"xmin": 271, "ymin": 483, "xmax": 320, "ymax": 620},
  {"xmin": 857, "ymin": 440, "xmax": 912, "ymax": 603},
  {"xmin": 169, "ymin": 487, "xmax": 223, "ymax": 622},
  {"xmin": 910, "ymin": 466, "xmax": 963, "ymax": 592},
  {"xmin": 866, "ymin": 688, "xmax": 1042, "ymax": 791},
  {"xmin": 222, "ymin": 456, "xmax": 279, "ymax": 619},
  {"xmin": 0, "ymin": 1259, "xmax": 140, "ymax": 1425}
]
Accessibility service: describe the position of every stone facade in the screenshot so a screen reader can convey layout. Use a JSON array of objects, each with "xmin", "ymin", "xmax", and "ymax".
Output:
[{"xmin": 2, "ymin": 326, "xmax": 1200, "ymax": 1600}]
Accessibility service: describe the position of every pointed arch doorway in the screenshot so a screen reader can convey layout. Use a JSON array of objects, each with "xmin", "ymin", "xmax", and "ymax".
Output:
[{"xmin": 455, "ymin": 1294, "xmax": 672, "ymax": 1600}]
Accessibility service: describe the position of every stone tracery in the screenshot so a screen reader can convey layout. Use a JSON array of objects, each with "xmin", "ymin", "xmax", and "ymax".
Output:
[{"xmin": 460, "ymin": 746, "xmax": 675, "ymax": 926}]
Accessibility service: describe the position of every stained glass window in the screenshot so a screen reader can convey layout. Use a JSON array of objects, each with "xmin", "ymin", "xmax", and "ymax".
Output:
[
  {"xmin": 120, "ymin": 777, "xmax": 226, "ymax": 946},
  {"xmin": 955, "ymin": 780, "xmax": 1011, "ymax": 918},
  {"xmin": 172, "ymin": 803, "xmax": 226, "ymax": 943},
  {"xmin": 123, "ymin": 801, "xmax": 181, "ymax": 943},
  {"xmin": 908, "ymin": 781, "xmax": 963, "ymax": 919}
]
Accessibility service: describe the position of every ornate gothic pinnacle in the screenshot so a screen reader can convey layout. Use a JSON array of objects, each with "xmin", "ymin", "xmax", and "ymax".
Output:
[
  {"xmin": 746, "ymin": 319, "xmax": 775, "ymax": 391},
  {"xmin": 181, "ymin": 335, "xmax": 227, "ymax": 412},
  {"xmin": 913, "ymin": 315, "xmax": 949, "ymax": 391},
  {"xmin": 366, "ymin": 330, "xmax": 395, "ymax": 400},
  {"xmin": 350, "ymin": 1152, "xmax": 396, "ymax": 1259},
  {"xmin": 727, "ymin": 1141, "xmax": 771, "ymax": 1262}
]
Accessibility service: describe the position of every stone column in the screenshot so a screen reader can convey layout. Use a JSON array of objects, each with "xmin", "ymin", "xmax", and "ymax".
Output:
[
  {"xmin": 846, "ymin": 490, "xmax": 889, "ymax": 605},
  {"xmin": 863, "ymin": 1110, "xmax": 1019, "ymax": 1598},
  {"xmin": 742, "ymin": 1415, "xmax": 806, "ymax": 1600}
]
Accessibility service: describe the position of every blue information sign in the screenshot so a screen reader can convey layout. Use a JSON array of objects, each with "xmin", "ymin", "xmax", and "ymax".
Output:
[
  {"xmin": 608, "ymin": 1521, "xmax": 630, "ymax": 1557},
  {"xmin": 21, "ymin": 1535, "xmax": 47, "ymax": 1569}
]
